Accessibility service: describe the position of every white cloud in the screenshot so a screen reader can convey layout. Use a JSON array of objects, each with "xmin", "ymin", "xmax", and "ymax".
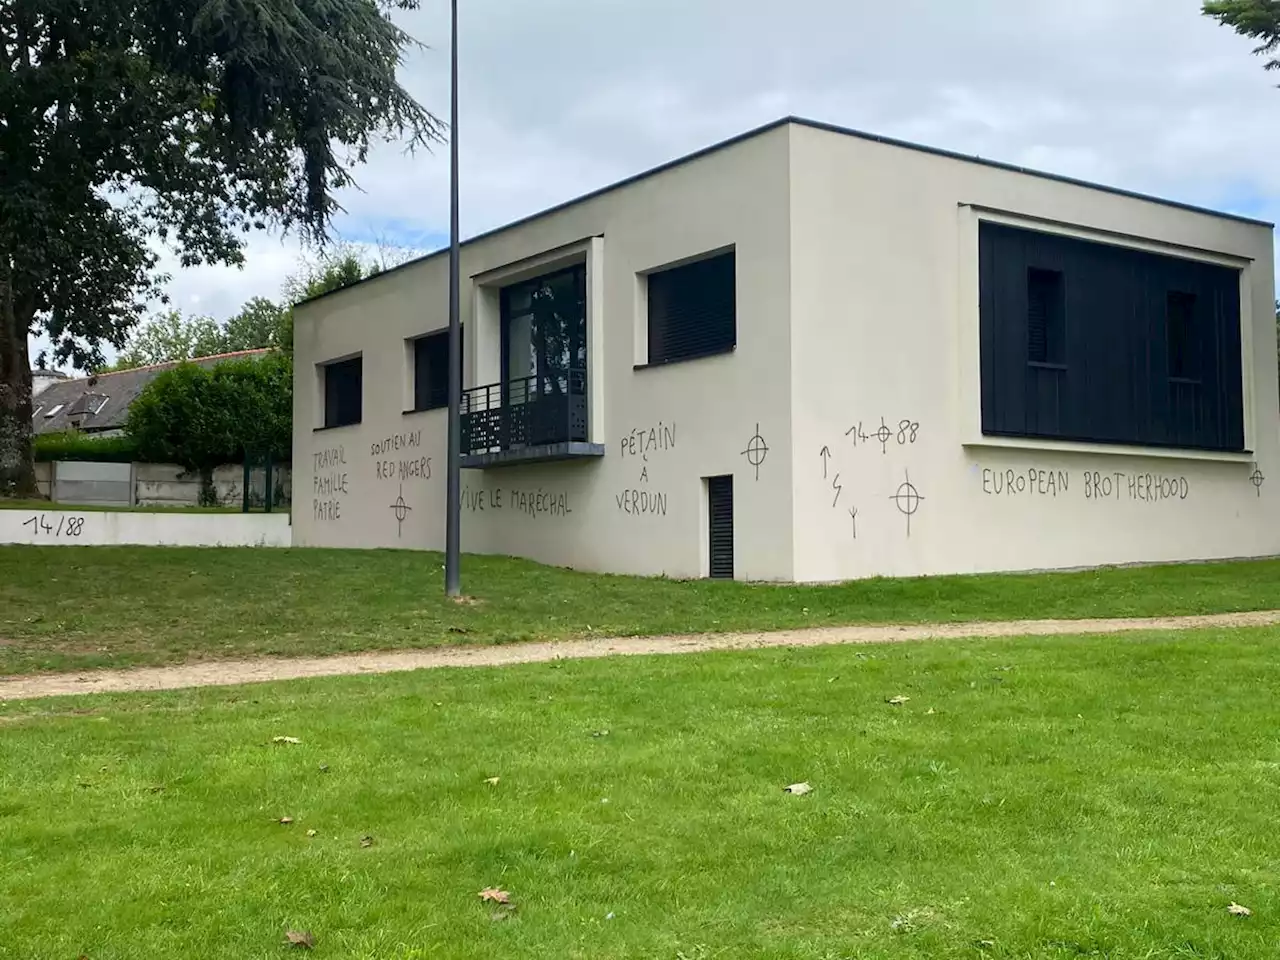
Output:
[{"xmin": 33, "ymin": 0, "xmax": 1280, "ymax": 372}]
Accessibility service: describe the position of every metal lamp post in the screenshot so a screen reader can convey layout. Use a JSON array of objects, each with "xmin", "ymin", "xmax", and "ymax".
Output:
[{"xmin": 444, "ymin": 0, "xmax": 462, "ymax": 596}]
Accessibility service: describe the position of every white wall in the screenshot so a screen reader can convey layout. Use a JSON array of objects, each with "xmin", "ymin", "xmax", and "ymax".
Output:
[
  {"xmin": 0, "ymin": 509, "xmax": 291, "ymax": 547},
  {"xmin": 788, "ymin": 124, "xmax": 1280, "ymax": 581},
  {"xmin": 293, "ymin": 127, "xmax": 795, "ymax": 580}
]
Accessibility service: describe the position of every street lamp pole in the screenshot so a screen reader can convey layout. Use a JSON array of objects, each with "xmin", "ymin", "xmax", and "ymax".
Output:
[{"xmin": 444, "ymin": 0, "xmax": 462, "ymax": 597}]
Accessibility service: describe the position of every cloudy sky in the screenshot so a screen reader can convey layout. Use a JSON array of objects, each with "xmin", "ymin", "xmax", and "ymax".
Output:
[{"xmin": 34, "ymin": 0, "xmax": 1280, "ymax": 369}]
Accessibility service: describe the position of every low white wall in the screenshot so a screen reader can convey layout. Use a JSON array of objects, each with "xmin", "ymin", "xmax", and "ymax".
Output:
[{"xmin": 0, "ymin": 510, "xmax": 292, "ymax": 547}]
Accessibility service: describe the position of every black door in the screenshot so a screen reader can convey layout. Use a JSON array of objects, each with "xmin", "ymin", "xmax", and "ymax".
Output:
[{"xmin": 707, "ymin": 475, "xmax": 734, "ymax": 580}]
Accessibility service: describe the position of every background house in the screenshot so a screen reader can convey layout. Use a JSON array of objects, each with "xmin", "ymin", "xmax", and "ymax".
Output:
[{"xmin": 32, "ymin": 349, "xmax": 272, "ymax": 437}]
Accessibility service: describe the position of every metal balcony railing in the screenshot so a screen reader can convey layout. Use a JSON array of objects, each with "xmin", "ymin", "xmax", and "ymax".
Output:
[{"xmin": 461, "ymin": 368, "xmax": 588, "ymax": 457}]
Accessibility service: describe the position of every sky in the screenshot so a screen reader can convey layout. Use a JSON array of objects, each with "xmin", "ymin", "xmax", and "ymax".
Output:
[{"xmin": 32, "ymin": 0, "xmax": 1280, "ymax": 371}]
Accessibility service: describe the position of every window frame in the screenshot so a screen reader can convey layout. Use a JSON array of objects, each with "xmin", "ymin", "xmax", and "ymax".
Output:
[{"xmin": 410, "ymin": 328, "xmax": 462, "ymax": 414}]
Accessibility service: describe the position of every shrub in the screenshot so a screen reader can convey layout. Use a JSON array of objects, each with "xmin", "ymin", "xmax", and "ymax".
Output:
[{"xmin": 33, "ymin": 431, "xmax": 139, "ymax": 463}]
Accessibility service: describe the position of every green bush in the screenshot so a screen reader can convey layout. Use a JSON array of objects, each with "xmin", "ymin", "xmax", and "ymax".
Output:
[
  {"xmin": 126, "ymin": 352, "xmax": 292, "ymax": 474},
  {"xmin": 33, "ymin": 431, "xmax": 139, "ymax": 463}
]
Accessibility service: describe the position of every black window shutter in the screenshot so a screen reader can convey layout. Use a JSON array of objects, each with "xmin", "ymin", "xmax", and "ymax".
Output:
[
  {"xmin": 707, "ymin": 475, "xmax": 734, "ymax": 580},
  {"xmin": 648, "ymin": 252, "xmax": 736, "ymax": 365}
]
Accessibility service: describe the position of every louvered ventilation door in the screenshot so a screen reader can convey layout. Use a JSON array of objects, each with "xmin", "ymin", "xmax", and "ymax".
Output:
[{"xmin": 707, "ymin": 475, "xmax": 734, "ymax": 580}]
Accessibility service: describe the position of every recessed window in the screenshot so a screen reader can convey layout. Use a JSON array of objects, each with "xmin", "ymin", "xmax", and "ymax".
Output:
[
  {"xmin": 322, "ymin": 356, "xmax": 362, "ymax": 429},
  {"xmin": 646, "ymin": 250, "xmax": 736, "ymax": 365},
  {"xmin": 1027, "ymin": 268, "xmax": 1065, "ymax": 366},
  {"xmin": 979, "ymin": 222, "xmax": 1243, "ymax": 452},
  {"xmin": 1167, "ymin": 291, "xmax": 1196, "ymax": 381},
  {"xmin": 413, "ymin": 329, "xmax": 461, "ymax": 412}
]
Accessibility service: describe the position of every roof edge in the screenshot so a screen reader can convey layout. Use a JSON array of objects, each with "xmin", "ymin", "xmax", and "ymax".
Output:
[{"xmin": 295, "ymin": 115, "xmax": 1272, "ymax": 310}]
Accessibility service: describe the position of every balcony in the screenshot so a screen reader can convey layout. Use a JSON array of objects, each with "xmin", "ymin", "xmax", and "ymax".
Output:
[{"xmin": 460, "ymin": 369, "xmax": 604, "ymax": 468}]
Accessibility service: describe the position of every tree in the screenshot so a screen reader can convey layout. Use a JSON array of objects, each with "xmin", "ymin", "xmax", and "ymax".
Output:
[
  {"xmin": 222, "ymin": 297, "xmax": 290, "ymax": 353},
  {"xmin": 0, "ymin": 0, "xmax": 444, "ymax": 495},
  {"xmin": 1204, "ymin": 2, "xmax": 1280, "ymax": 70},
  {"xmin": 105, "ymin": 310, "xmax": 225, "ymax": 371}
]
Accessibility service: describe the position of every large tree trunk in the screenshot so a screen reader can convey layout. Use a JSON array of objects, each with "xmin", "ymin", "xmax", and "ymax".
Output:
[{"xmin": 0, "ymin": 255, "xmax": 37, "ymax": 498}]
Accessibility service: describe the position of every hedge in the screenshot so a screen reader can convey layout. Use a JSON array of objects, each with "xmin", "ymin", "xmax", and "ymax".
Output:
[{"xmin": 33, "ymin": 431, "xmax": 140, "ymax": 464}]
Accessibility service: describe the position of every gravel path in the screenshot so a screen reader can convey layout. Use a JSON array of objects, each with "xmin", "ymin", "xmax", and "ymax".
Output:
[{"xmin": 3, "ymin": 609, "xmax": 1279, "ymax": 702}]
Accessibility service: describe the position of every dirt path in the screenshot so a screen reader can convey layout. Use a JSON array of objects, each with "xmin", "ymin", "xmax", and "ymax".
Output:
[{"xmin": 3, "ymin": 609, "xmax": 1279, "ymax": 702}]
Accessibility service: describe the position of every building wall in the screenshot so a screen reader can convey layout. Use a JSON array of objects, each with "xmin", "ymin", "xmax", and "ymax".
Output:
[
  {"xmin": 788, "ymin": 124, "xmax": 1280, "ymax": 581},
  {"xmin": 292, "ymin": 126, "xmax": 795, "ymax": 580}
]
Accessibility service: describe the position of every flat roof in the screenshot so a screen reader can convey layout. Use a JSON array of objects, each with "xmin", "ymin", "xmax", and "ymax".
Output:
[{"xmin": 299, "ymin": 115, "xmax": 1272, "ymax": 307}]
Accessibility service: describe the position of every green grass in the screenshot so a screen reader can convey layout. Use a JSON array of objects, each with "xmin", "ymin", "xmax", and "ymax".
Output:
[
  {"xmin": 0, "ymin": 498, "xmax": 264, "ymax": 513},
  {"xmin": 4, "ymin": 547, "xmax": 1280, "ymax": 676},
  {"xmin": 2, "ymin": 629, "xmax": 1278, "ymax": 958}
]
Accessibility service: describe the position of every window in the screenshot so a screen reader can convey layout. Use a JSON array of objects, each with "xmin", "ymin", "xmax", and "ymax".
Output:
[
  {"xmin": 1167, "ymin": 291, "xmax": 1196, "ymax": 381},
  {"xmin": 1026, "ymin": 268, "xmax": 1065, "ymax": 366},
  {"xmin": 413, "ymin": 329, "xmax": 461, "ymax": 412},
  {"xmin": 322, "ymin": 356, "xmax": 362, "ymax": 428},
  {"xmin": 646, "ymin": 250, "xmax": 736, "ymax": 365},
  {"xmin": 979, "ymin": 222, "xmax": 1243, "ymax": 452}
]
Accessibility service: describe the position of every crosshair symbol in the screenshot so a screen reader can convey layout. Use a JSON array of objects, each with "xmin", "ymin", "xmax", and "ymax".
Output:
[
  {"xmin": 1251, "ymin": 464, "xmax": 1266, "ymax": 498},
  {"xmin": 389, "ymin": 483, "xmax": 413, "ymax": 538},
  {"xmin": 874, "ymin": 417, "xmax": 893, "ymax": 455},
  {"xmin": 889, "ymin": 469, "xmax": 925, "ymax": 537},
  {"xmin": 742, "ymin": 423, "xmax": 769, "ymax": 481}
]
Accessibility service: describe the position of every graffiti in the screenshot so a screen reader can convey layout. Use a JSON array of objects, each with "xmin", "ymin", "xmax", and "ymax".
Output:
[
  {"xmin": 22, "ymin": 515, "xmax": 86, "ymax": 538},
  {"xmin": 819, "ymin": 446, "xmax": 832, "ymax": 479},
  {"xmin": 463, "ymin": 488, "xmax": 503, "ymax": 512},
  {"xmin": 313, "ymin": 444, "xmax": 348, "ymax": 522},
  {"xmin": 848, "ymin": 506, "xmax": 858, "ymax": 540},
  {"xmin": 847, "ymin": 417, "xmax": 919, "ymax": 455},
  {"xmin": 742, "ymin": 424, "xmax": 769, "ymax": 481},
  {"xmin": 616, "ymin": 489, "xmax": 669, "ymax": 516},
  {"xmin": 1083, "ymin": 471, "xmax": 1188, "ymax": 503},
  {"xmin": 369, "ymin": 432, "xmax": 423, "ymax": 458},
  {"xmin": 510, "ymin": 488, "xmax": 572, "ymax": 518},
  {"xmin": 621, "ymin": 421, "xmax": 676, "ymax": 461},
  {"xmin": 377, "ymin": 457, "xmax": 431, "ymax": 482},
  {"xmin": 890, "ymin": 469, "xmax": 925, "ymax": 537},
  {"xmin": 640, "ymin": 466, "xmax": 650, "ymax": 484},
  {"xmin": 831, "ymin": 473, "xmax": 843, "ymax": 508},
  {"xmin": 982, "ymin": 468, "xmax": 1069, "ymax": 498},
  {"xmin": 389, "ymin": 484, "xmax": 412, "ymax": 538},
  {"xmin": 1251, "ymin": 464, "xmax": 1265, "ymax": 498}
]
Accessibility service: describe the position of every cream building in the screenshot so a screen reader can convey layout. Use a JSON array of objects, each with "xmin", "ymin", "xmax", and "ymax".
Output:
[{"xmin": 292, "ymin": 117, "xmax": 1279, "ymax": 582}]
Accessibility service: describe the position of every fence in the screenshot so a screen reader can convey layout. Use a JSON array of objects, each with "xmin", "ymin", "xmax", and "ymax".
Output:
[{"xmin": 33, "ymin": 462, "xmax": 293, "ymax": 511}]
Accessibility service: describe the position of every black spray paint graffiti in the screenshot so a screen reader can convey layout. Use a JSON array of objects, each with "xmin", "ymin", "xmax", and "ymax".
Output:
[
  {"xmin": 982, "ymin": 468, "xmax": 1069, "ymax": 498},
  {"xmin": 848, "ymin": 506, "xmax": 858, "ymax": 540},
  {"xmin": 389, "ymin": 484, "xmax": 412, "ymax": 538},
  {"xmin": 370, "ymin": 432, "xmax": 423, "ymax": 457},
  {"xmin": 1084, "ymin": 472, "xmax": 1189, "ymax": 503},
  {"xmin": 890, "ymin": 469, "xmax": 925, "ymax": 537},
  {"xmin": 616, "ymin": 489, "xmax": 669, "ymax": 516},
  {"xmin": 1251, "ymin": 463, "xmax": 1265, "ymax": 498},
  {"xmin": 312, "ymin": 445, "xmax": 348, "ymax": 522},
  {"xmin": 376, "ymin": 457, "xmax": 432, "ymax": 482},
  {"xmin": 831, "ymin": 473, "xmax": 843, "ymax": 508},
  {"xmin": 819, "ymin": 446, "xmax": 832, "ymax": 479},
  {"xmin": 620, "ymin": 422, "xmax": 676, "ymax": 461},
  {"xmin": 462, "ymin": 486, "xmax": 572, "ymax": 519},
  {"xmin": 742, "ymin": 424, "xmax": 769, "ymax": 480},
  {"xmin": 847, "ymin": 417, "xmax": 919, "ymax": 455}
]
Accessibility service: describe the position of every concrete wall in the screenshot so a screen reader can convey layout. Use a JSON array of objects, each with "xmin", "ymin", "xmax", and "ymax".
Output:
[
  {"xmin": 53, "ymin": 460, "xmax": 133, "ymax": 507},
  {"xmin": 0, "ymin": 509, "xmax": 291, "ymax": 547},
  {"xmin": 134, "ymin": 463, "xmax": 292, "ymax": 509},
  {"xmin": 293, "ymin": 125, "xmax": 794, "ymax": 580},
  {"xmin": 787, "ymin": 123, "xmax": 1280, "ymax": 581},
  {"xmin": 33, "ymin": 462, "xmax": 52, "ymax": 500}
]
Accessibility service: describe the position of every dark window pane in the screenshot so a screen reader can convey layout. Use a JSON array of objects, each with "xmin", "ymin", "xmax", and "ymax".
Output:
[
  {"xmin": 323, "ymin": 357, "xmax": 362, "ymax": 428},
  {"xmin": 647, "ymin": 251, "xmax": 736, "ymax": 365},
  {"xmin": 414, "ymin": 329, "xmax": 461, "ymax": 411},
  {"xmin": 979, "ymin": 222, "xmax": 1243, "ymax": 452}
]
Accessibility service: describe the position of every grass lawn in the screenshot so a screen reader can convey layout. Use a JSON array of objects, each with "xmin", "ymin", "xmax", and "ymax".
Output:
[
  {"xmin": 1, "ymin": 629, "xmax": 1277, "ymax": 958},
  {"xmin": 5, "ymin": 546, "xmax": 1280, "ymax": 676}
]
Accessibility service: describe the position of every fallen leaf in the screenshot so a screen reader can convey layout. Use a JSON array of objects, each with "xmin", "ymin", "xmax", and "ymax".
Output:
[
  {"xmin": 479, "ymin": 888, "xmax": 511, "ymax": 904},
  {"xmin": 306, "ymin": 829, "xmax": 318, "ymax": 838},
  {"xmin": 285, "ymin": 930, "xmax": 316, "ymax": 949},
  {"xmin": 1228, "ymin": 902, "xmax": 1252, "ymax": 917},
  {"xmin": 605, "ymin": 911, "xmax": 616, "ymax": 920},
  {"xmin": 318, "ymin": 764, "xmax": 330, "ymax": 773},
  {"xmin": 360, "ymin": 835, "xmax": 375, "ymax": 848},
  {"xmin": 784, "ymin": 782, "xmax": 813, "ymax": 796},
  {"xmin": 926, "ymin": 708, "xmax": 936, "ymax": 715},
  {"xmin": 886, "ymin": 696, "xmax": 910, "ymax": 706},
  {"xmin": 279, "ymin": 817, "xmax": 294, "ymax": 825},
  {"xmin": 484, "ymin": 776, "xmax": 500, "ymax": 786},
  {"xmin": 272, "ymin": 736, "xmax": 302, "ymax": 745}
]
